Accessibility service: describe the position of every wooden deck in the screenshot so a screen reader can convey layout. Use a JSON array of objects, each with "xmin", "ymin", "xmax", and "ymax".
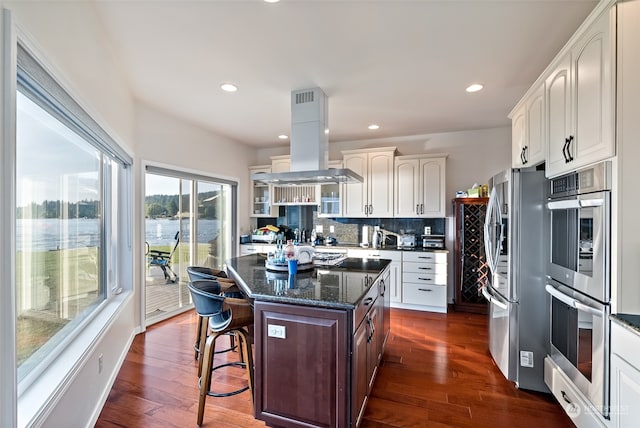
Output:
[{"xmin": 145, "ymin": 265, "xmax": 192, "ymax": 322}]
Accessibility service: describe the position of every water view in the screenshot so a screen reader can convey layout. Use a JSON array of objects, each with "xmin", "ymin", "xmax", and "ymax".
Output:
[{"xmin": 17, "ymin": 218, "xmax": 221, "ymax": 251}]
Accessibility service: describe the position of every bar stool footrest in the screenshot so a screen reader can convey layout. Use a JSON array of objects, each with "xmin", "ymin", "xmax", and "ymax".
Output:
[{"xmin": 198, "ymin": 361, "xmax": 249, "ymax": 398}]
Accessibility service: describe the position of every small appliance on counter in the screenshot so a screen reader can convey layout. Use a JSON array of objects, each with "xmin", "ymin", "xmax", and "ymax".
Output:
[
  {"xmin": 397, "ymin": 234, "xmax": 416, "ymax": 249},
  {"xmin": 361, "ymin": 225, "xmax": 370, "ymax": 248},
  {"xmin": 422, "ymin": 235, "xmax": 445, "ymax": 249}
]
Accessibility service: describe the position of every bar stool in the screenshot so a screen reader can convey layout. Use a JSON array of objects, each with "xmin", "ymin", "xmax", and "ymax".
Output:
[
  {"xmin": 188, "ymin": 280, "xmax": 254, "ymax": 426},
  {"xmin": 187, "ymin": 266, "xmax": 242, "ymax": 371}
]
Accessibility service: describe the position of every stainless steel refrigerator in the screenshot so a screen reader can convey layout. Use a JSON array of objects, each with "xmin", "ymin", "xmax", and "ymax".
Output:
[{"xmin": 482, "ymin": 167, "xmax": 549, "ymax": 392}]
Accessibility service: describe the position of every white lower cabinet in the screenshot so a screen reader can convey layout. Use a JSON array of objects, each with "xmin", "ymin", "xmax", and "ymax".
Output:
[
  {"xmin": 240, "ymin": 244, "xmax": 263, "ymax": 256},
  {"xmin": 610, "ymin": 322, "xmax": 640, "ymax": 428},
  {"xmin": 398, "ymin": 251, "xmax": 448, "ymax": 313},
  {"xmin": 346, "ymin": 249, "xmax": 401, "ymax": 303}
]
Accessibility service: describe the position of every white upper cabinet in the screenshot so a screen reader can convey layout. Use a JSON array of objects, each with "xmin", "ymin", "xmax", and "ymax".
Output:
[
  {"xmin": 546, "ymin": 54, "xmax": 572, "ymax": 175},
  {"xmin": 512, "ymin": 84, "xmax": 545, "ymax": 168},
  {"xmin": 318, "ymin": 160, "xmax": 344, "ymax": 217},
  {"xmin": 342, "ymin": 148, "xmax": 396, "ymax": 218},
  {"xmin": 511, "ymin": 104, "xmax": 527, "ymax": 168},
  {"xmin": 249, "ymin": 165, "xmax": 274, "ymax": 217},
  {"xmin": 394, "ymin": 155, "xmax": 446, "ymax": 218},
  {"xmin": 546, "ymin": 6, "xmax": 615, "ymax": 177}
]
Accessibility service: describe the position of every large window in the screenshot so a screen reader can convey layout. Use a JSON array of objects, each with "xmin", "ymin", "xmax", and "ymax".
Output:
[{"xmin": 15, "ymin": 44, "xmax": 132, "ymax": 386}]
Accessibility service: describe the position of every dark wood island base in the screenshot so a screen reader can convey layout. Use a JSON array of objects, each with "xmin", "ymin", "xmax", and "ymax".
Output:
[{"xmin": 227, "ymin": 254, "xmax": 391, "ymax": 428}]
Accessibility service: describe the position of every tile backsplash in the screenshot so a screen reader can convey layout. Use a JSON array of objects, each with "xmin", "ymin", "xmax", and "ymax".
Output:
[
  {"xmin": 313, "ymin": 213, "xmax": 446, "ymax": 246},
  {"xmin": 256, "ymin": 206, "xmax": 446, "ymax": 246}
]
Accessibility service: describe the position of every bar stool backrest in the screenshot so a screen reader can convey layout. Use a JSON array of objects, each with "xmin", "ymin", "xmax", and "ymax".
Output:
[{"xmin": 188, "ymin": 280, "xmax": 232, "ymax": 331}]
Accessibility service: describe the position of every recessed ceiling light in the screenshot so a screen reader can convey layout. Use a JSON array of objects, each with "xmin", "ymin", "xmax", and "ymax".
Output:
[
  {"xmin": 264, "ymin": 0, "xmax": 280, "ymax": 3},
  {"xmin": 278, "ymin": 134, "xmax": 288, "ymax": 140},
  {"xmin": 368, "ymin": 124, "xmax": 380, "ymax": 130},
  {"xmin": 220, "ymin": 83, "xmax": 238, "ymax": 92},
  {"xmin": 466, "ymin": 83, "xmax": 484, "ymax": 93}
]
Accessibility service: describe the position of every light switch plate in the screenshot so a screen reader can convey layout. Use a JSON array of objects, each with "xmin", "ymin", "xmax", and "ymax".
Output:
[{"xmin": 267, "ymin": 324, "xmax": 286, "ymax": 339}]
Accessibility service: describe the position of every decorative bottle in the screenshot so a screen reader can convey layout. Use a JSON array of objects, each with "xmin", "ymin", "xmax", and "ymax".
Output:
[{"xmin": 284, "ymin": 239, "xmax": 296, "ymax": 260}]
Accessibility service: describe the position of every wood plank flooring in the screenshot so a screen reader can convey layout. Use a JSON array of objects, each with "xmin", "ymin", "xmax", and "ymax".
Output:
[{"xmin": 95, "ymin": 308, "xmax": 574, "ymax": 428}]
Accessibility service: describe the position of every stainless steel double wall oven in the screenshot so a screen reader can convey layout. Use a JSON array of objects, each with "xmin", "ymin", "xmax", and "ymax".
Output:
[{"xmin": 546, "ymin": 161, "xmax": 611, "ymax": 418}]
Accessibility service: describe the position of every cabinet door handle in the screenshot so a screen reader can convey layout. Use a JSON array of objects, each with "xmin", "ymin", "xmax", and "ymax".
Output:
[
  {"xmin": 562, "ymin": 137, "xmax": 570, "ymax": 163},
  {"xmin": 523, "ymin": 146, "xmax": 528, "ymax": 164},
  {"xmin": 420, "ymin": 203, "xmax": 424, "ymax": 214},
  {"xmin": 418, "ymin": 288, "xmax": 433, "ymax": 292},
  {"xmin": 567, "ymin": 136, "xmax": 574, "ymax": 162},
  {"xmin": 363, "ymin": 297, "xmax": 374, "ymax": 306},
  {"xmin": 416, "ymin": 204, "xmax": 420, "ymax": 215},
  {"xmin": 520, "ymin": 147, "xmax": 526, "ymax": 164},
  {"xmin": 369, "ymin": 204, "xmax": 373, "ymax": 215},
  {"xmin": 364, "ymin": 204, "xmax": 368, "ymax": 215}
]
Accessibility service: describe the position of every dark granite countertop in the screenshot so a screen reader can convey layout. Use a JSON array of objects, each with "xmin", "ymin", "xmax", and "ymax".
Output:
[
  {"xmin": 227, "ymin": 254, "xmax": 391, "ymax": 310},
  {"xmin": 246, "ymin": 242, "xmax": 449, "ymax": 253},
  {"xmin": 610, "ymin": 313, "xmax": 640, "ymax": 336}
]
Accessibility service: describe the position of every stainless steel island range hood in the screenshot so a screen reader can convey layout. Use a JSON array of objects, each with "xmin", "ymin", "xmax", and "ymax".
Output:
[{"xmin": 251, "ymin": 88, "xmax": 363, "ymax": 185}]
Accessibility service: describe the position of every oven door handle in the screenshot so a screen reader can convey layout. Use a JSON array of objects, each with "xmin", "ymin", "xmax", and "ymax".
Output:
[
  {"xmin": 547, "ymin": 199, "xmax": 604, "ymax": 210},
  {"xmin": 545, "ymin": 284, "xmax": 603, "ymax": 317},
  {"xmin": 574, "ymin": 300, "xmax": 603, "ymax": 317},
  {"xmin": 545, "ymin": 284, "xmax": 579, "ymax": 307},
  {"xmin": 481, "ymin": 286, "xmax": 508, "ymax": 310}
]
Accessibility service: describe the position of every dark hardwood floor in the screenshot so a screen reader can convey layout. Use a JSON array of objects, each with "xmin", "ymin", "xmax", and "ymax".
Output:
[{"xmin": 95, "ymin": 308, "xmax": 574, "ymax": 428}]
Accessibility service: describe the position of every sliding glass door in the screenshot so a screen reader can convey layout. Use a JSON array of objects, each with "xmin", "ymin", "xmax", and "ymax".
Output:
[{"xmin": 144, "ymin": 169, "xmax": 236, "ymax": 324}]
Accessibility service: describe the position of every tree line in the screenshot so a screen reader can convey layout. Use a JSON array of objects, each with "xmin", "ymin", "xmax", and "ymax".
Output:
[
  {"xmin": 17, "ymin": 200, "xmax": 100, "ymax": 219},
  {"xmin": 145, "ymin": 191, "xmax": 221, "ymax": 219}
]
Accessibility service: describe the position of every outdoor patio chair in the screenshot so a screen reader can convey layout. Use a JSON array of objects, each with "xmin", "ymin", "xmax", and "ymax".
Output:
[{"xmin": 147, "ymin": 231, "xmax": 179, "ymax": 283}]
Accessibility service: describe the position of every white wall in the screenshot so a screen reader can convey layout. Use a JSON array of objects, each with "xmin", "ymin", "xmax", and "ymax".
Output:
[
  {"xmin": 3, "ymin": 1, "xmax": 138, "ymax": 427},
  {"xmin": 256, "ymin": 127, "xmax": 513, "ymax": 302},
  {"xmin": 134, "ymin": 103, "xmax": 258, "ymax": 237}
]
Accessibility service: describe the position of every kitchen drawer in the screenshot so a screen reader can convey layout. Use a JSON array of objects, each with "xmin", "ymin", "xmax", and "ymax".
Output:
[
  {"xmin": 240, "ymin": 244, "xmax": 263, "ymax": 255},
  {"xmin": 347, "ymin": 249, "xmax": 401, "ymax": 262},
  {"xmin": 402, "ymin": 283, "xmax": 446, "ymax": 307},
  {"xmin": 354, "ymin": 281, "xmax": 378, "ymax": 333},
  {"xmin": 544, "ymin": 357, "xmax": 606, "ymax": 428},
  {"xmin": 403, "ymin": 271, "xmax": 447, "ymax": 286},
  {"xmin": 402, "ymin": 261, "xmax": 447, "ymax": 275},
  {"xmin": 402, "ymin": 251, "xmax": 447, "ymax": 264}
]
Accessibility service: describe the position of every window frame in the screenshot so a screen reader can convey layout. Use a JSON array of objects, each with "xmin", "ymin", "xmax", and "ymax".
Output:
[{"xmin": 1, "ymin": 14, "xmax": 134, "ymax": 428}]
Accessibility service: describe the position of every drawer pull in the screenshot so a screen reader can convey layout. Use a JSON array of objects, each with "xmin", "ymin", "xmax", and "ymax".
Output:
[
  {"xmin": 418, "ymin": 256, "xmax": 433, "ymax": 260},
  {"xmin": 418, "ymin": 277, "xmax": 433, "ymax": 281},
  {"xmin": 561, "ymin": 390, "xmax": 572, "ymax": 404},
  {"xmin": 418, "ymin": 267, "xmax": 432, "ymax": 270},
  {"xmin": 363, "ymin": 297, "xmax": 374, "ymax": 306},
  {"xmin": 418, "ymin": 288, "xmax": 433, "ymax": 292}
]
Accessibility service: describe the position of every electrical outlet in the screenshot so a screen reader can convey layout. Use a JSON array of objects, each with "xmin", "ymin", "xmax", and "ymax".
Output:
[
  {"xmin": 267, "ymin": 324, "xmax": 286, "ymax": 339},
  {"xmin": 98, "ymin": 353, "xmax": 104, "ymax": 373},
  {"xmin": 330, "ymin": 225, "xmax": 335, "ymax": 233},
  {"xmin": 520, "ymin": 351, "xmax": 534, "ymax": 368}
]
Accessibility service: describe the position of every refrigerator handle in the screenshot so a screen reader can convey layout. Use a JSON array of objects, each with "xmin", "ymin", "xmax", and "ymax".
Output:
[
  {"xmin": 481, "ymin": 286, "xmax": 508, "ymax": 310},
  {"xmin": 484, "ymin": 187, "xmax": 500, "ymax": 275}
]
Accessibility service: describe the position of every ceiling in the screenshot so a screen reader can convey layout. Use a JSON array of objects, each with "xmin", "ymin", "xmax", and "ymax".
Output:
[{"xmin": 93, "ymin": 0, "xmax": 598, "ymax": 149}]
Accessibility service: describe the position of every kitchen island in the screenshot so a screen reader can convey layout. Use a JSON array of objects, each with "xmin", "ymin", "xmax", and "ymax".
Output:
[{"xmin": 227, "ymin": 254, "xmax": 391, "ymax": 428}]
